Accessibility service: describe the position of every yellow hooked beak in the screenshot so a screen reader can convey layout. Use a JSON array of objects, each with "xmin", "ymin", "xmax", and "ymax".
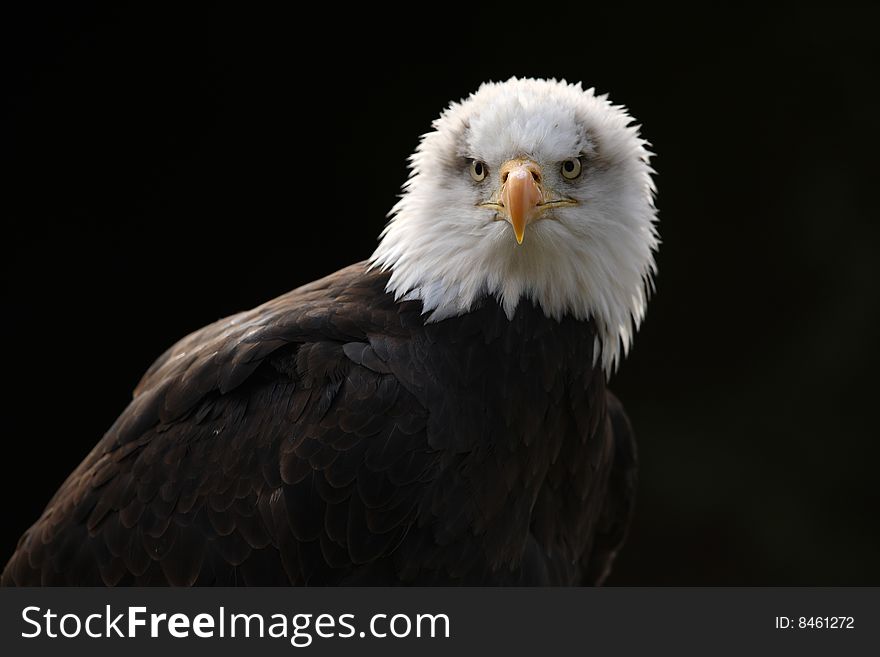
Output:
[
  {"xmin": 500, "ymin": 160, "xmax": 543, "ymax": 244},
  {"xmin": 479, "ymin": 159, "xmax": 577, "ymax": 245}
]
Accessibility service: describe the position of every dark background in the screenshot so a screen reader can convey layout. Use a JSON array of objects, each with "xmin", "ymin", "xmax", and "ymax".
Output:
[{"xmin": 2, "ymin": 3, "xmax": 878, "ymax": 584}]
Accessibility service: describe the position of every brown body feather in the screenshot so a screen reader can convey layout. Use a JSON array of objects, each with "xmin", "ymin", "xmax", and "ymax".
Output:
[{"xmin": 2, "ymin": 263, "xmax": 635, "ymax": 585}]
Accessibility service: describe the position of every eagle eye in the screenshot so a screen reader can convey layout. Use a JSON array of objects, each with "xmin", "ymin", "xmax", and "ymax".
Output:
[
  {"xmin": 561, "ymin": 158, "xmax": 582, "ymax": 179},
  {"xmin": 470, "ymin": 160, "xmax": 487, "ymax": 182}
]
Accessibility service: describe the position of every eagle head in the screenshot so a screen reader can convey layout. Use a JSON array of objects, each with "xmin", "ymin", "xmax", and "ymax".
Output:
[{"xmin": 370, "ymin": 77, "xmax": 659, "ymax": 371}]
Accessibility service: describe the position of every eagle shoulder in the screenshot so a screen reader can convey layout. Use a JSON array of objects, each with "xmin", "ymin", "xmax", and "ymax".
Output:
[{"xmin": 2, "ymin": 262, "xmax": 435, "ymax": 585}]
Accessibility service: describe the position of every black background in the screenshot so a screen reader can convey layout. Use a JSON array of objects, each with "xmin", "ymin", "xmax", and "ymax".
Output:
[{"xmin": 2, "ymin": 3, "xmax": 878, "ymax": 584}]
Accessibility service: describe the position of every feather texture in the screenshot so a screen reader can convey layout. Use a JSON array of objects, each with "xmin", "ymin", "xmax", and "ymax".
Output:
[{"xmin": 1, "ymin": 264, "xmax": 634, "ymax": 585}]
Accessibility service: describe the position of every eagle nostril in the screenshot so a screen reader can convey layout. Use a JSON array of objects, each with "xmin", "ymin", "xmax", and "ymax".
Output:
[
  {"xmin": 531, "ymin": 170, "xmax": 541, "ymax": 183},
  {"xmin": 501, "ymin": 171, "xmax": 509, "ymax": 183}
]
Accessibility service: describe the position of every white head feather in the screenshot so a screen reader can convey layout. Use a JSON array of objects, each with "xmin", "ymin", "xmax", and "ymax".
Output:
[{"xmin": 370, "ymin": 77, "xmax": 658, "ymax": 372}]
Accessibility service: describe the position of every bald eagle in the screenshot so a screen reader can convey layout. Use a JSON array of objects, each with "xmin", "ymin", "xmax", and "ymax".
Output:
[{"xmin": 2, "ymin": 78, "xmax": 658, "ymax": 586}]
